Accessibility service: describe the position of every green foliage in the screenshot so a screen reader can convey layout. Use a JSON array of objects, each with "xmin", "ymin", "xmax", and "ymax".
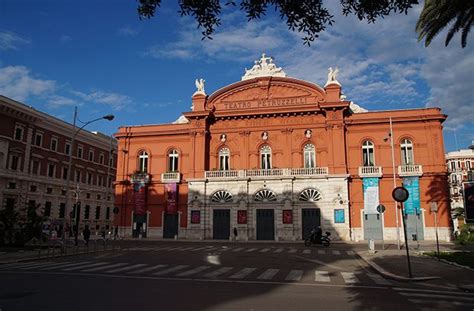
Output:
[
  {"xmin": 0, "ymin": 204, "xmax": 20, "ymax": 245},
  {"xmin": 0, "ymin": 202, "xmax": 46, "ymax": 246},
  {"xmin": 425, "ymin": 251, "xmax": 474, "ymax": 269},
  {"xmin": 455, "ymin": 224, "xmax": 474, "ymax": 245}
]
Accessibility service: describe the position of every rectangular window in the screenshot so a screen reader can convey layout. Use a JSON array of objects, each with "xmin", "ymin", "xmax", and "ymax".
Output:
[
  {"xmin": 44, "ymin": 201, "xmax": 51, "ymax": 217},
  {"xmin": 95, "ymin": 206, "xmax": 101, "ymax": 220},
  {"xmin": 97, "ymin": 194, "xmax": 101, "ymax": 200},
  {"xmin": 84, "ymin": 205, "xmax": 90, "ymax": 219},
  {"xmin": 98, "ymin": 175, "xmax": 103, "ymax": 187},
  {"xmin": 59, "ymin": 203, "xmax": 65, "ymax": 218},
  {"xmin": 31, "ymin": 160, "xmax": 40, "ymax": 175},
  {"xmin": 62, "ymin": 167, "xmax": 68, "ymax": 180},
  {"xmin": 65, "ymin": 143, "xmax": 71, "ymax": 155},
  {"xmin": 51, "ymin": 138, "xmax": 58, "ymax": 151},
  {"xmin": 10, "ymin": 155, "xmax": 19, "ymax": 170},
  {"xmin": 35, "ymin": 133, "xmax": 43, "ymax": 147},
  {"xmin": 30, "ymin": 185, "xmax": 37, "ymax": 192},
  {"xmin": 8, "ymin": 182, "xmax": 16, "ymax": 189},
  {"xmin": 86, "ymin": 193, "xmax": 91, "ymax": 199},
  {"xmin": 14, "ymin": 125, "xmax": 24, "ymax": 140},
  {"xmin": 77, "ymin": 146, "xmax": 83, "ymax": 158},
  {"xmin": 467, "ymin": 161, "xmax": 472, "ymax": 171},
  {"xmin": 48, "ymin": 164, "xmax": 55, "ymax": 178},
  {"xmin": 106, "ymin": 207, "xmax": 110, "ymax": 220},
  {"xmin": 450, "ymin": 162, "xmax": 456, "ymax": 170},
  {"xmin": 99, "ymin": 154, "xmax": 104, "ymax": 165},
  {"xmin": 46, "ymin": 187, "xmax": 53, "ymax": 194},
  {"xmin": 75, "ymin": 170, "xmax": 82, "ymax": 182},
  {"xmin": 87, "ymin": 172, "xmax": 93, "ymax": 185},
  {"xmin": 89, "ymin": 150, "xmax": 94, "ymax": 162}
]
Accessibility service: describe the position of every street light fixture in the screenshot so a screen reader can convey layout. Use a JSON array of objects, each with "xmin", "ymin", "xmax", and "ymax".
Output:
[{"xmin": 63, "ymin": 106, "xmax": 114, "ymax": 243}]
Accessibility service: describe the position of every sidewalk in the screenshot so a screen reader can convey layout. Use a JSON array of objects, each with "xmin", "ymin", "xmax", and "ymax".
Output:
[{"xmin": 355, "ymin": 242, "xmax": 474, "ymax": 292}]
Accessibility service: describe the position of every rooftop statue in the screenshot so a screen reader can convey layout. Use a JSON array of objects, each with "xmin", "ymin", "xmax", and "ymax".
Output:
[
  {"xmin": 242, "ymin": 53, "xmax": 286, "ymax": 81},
  {"xmin": 194, "ymin": 78, "xmax": 206, "ymax": 95},
  {"xmin": 325, "ymin": 67, "xmax": 340, "ymax": 87}
]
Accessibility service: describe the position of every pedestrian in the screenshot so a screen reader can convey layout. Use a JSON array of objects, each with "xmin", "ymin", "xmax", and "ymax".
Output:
[
  {"xmin": 101, "ymin": 228, "xmax": 106, "ymax": 239},
  {"xmin": 233, "ymin": 227, "xmax": 238, "ymax": 241},
  {"xmin": 83, "ymin": 226, "xmax": 91, "ymax": 246},
  {"xmin": 114, "ymin": 226, "xmax": 119, "ymax": 239}
]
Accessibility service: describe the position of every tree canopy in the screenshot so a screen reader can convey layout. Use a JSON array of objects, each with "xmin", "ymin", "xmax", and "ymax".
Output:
[{"xmin": 137, "ymin": 0, "xmax": 472, "ymax": 47}]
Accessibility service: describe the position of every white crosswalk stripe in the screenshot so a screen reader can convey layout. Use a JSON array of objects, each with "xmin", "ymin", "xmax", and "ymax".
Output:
[
  {"xmin": 39, "ymin": 261, "xmax": 92, "ymax": 271},
  {"xmin": 16, "ymin": 262, "xmax": 59, "ymax": 270},
  {"xmin": 346, "ymin": 250, "xmax": 355, "ymax": 256},
  {"xmin": 175, "ymin": 266, "xmax": 211, "ymax": 277},
  {"xmin": 203, "ymin": 267, "xmax": 233, "ymax": 278},
  {"xmin": 127, "ymin": 264, "xmax": 168, "ymax": 275},
  {"xmin": 318, "ymin": 250, "xmax": 326, "ymax": 255},
  {"xmin": 191, "ymin": 247, "xmax": 210, "ymax": 251},
  {"xmin": 288, "ymin": 248, "xmax": 297, "ymax": 253},
  {"xmin": 229, "ymin": 268, "xmax": 256, "ymax": 279},
  {"xmin": 245, "ymin": 248, "xmax": 258, "ymax": 252},
  {"xmin": 180, "ymin": 247, "xmax": 196, "ymax": 251},
  {"xmin": 332, "ymin": 250, "xmax": 341, "ymax": 255},
  {"xmin": 302, "ymin": 249, "xmax": 311, "ymax": 254},
  {"xmin": 232, "ymin": 247, "xmax": 244, "ymax": 252},
  {"xmin": 152, "ymin": 265, "xmax": 189, "ymax": 276},
  {"xmin": 315, "ymin": 271, "xmax": 330, "ymax": 282},
  {"xmin": 285, "ymin": 270, "xmax": 303, "ymax": 281},
  {"xmin": 366, "ymin": 273, "xmax": 391, "ymax": 285},
  {"xmin": 257, "ymin": 269, "xmax": 279, "ymax": 280},
  {"xmin": 105, "ymin": 264, "xmax": 148, "ymax": 274},
  {"xmin": 62, "ymin": 262, "xmax": 109, "ymax": 271},
  {"xmin": 274, "ymin": 248, "xmax": 284, "ymax": 253},
  {"xmin": 259, "ymin": 248, "xmax": 270, "ymax": 253},
  {"xmin": 82, "ymin": 263, "xmax": 128, "ymax": 273},
  {"xmin": 341, "ymin": 272, "xmax": 359, "ymax": 284}
]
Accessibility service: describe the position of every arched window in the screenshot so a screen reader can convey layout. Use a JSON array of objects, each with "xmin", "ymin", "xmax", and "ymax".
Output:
[
  {"xmin": 138, "ymin": 151, "xmax": 148, "ymax": 172},
  {"xmin": 299, "ymin": 188, "xmax": 322, "ymax": 202},
  {"xmin": 362, "ymin": 140, "xmax": 375, "ymax": 166},
  {"xmin": 219, "ymin": 147, "xmax": 230, "ymax": 171},
  {"xmin": 168, "ymin": 149, "xmax": 179, "ymax": 172},
  {"xmin": 254, "ymin": 189, "xmax": 277, "ymax": 202},
  {"xmin": 304, "ymin": 144, "xmax": 316, "ymax": 168},
  {"xmin": 260, "ymin": 145, "xmax": 272, "ymax": 169},
  {"xmin": 400, "ymin": 139, "xmax": 414, "ymax": 165},
  {"xmin": 211, "ymin": 190, "xmax": 233, "ymax": 203}
]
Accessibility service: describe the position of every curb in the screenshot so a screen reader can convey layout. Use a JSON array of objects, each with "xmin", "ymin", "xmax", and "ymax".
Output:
[
  {"xmin": 355, "ymin": 251, "xmax": 440, "ymax": 282},
  {"xmin": 419, "ymin": 251, "xmax": 474, "ymax": 272}
]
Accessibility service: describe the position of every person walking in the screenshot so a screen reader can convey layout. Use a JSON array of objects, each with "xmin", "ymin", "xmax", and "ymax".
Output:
[{"xmin": 83, "ymin": 226, "xmax": 91, "ymax": 246}]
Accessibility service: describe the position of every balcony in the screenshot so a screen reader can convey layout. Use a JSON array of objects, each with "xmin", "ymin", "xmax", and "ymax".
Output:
[
  {"xmin": 398, "ymin": 164, "xmax": 423, "ymax": 177},
  {"xmin": 131, "ymin": 172, "xmax": 151, "ymax": 184},
  {"xmin": 204, "ymin": 167, "xmax": 328, "ymax": 180},
  {"xmin": 161, "ymin": 172, "xmax": 181, "ymax": 183},
  {"xmin": 358, "ymin": 166, "xmax": 383, "ymax": 178}
]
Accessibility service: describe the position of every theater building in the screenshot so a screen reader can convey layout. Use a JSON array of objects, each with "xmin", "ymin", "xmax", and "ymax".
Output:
[{"xmin": 114, "ymin": 54, "xmax": 451, "ymax": 242}]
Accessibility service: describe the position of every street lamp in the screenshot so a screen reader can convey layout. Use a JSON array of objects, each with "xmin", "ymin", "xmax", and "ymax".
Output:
[{"xmin": 63, "ymin": 106, "xmax": 114, "ymax": 242}]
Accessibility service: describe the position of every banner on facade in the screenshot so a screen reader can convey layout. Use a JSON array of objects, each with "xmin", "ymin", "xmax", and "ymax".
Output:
[
  {"xmin": 464, "ymin": 182, "xmax": 474, "ymax": 221},
  {"xmin": 133, "ymin": 181, "xmax": 147, "ymax": 216},
  {"xmin": 363, "ymin": 178, "xmax": 379, "ymax": 214},
  {"xmin": 403, "ymin": 177, "xmax": 420, "ymax": 215},
  {"xmin": 237, "ymin": 210, "xmax": 247, "ymax": 224},
  {"xmin": 283, "ymin": 210, "xmax": 293, "ymax": 224},
  {"xmin": 165, "ymin": 183, "xmax": 178, "ymax": 214}
]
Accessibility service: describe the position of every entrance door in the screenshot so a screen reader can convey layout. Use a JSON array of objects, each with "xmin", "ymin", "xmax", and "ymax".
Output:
[
  {"xmin": 213, "ymin": 209, "xmax": 230, "ymax": 240},
  {"xmin": 132, "ymin": 214, "xmax": 147, "ymax": 238},
  {"xmin": 163, "ymin": 213, "xmax": 178, "ymax": 239},
  {"xmin": 302, "ymin": 208, "xmax": 321, "ymax": 240},
  {"xmin": 256, "ymin": 209, "xmax": 274, "ymax": 240},
  {"xmin": 405, "ymin": 213, "xmax": 424, "ymax": 241},
  {"xmin": 363, "ymin": 213, "xmax": 383, "ymax": 240}
]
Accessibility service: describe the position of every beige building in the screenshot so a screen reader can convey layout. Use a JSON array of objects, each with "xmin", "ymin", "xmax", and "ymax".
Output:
[{"xmin": 0, "ymin": 95, "xmax": 117, "ymax": 235}]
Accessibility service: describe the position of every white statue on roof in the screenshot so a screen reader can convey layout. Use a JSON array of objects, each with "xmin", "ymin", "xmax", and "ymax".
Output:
[
  {"xmin": 194, "ymin": 78, "xmax": 206, "ymax": 95},
  {"xmin": 242, "ymin": 53, "xmax": 286, "ymax": 81},
  {"xmin": 325, "ymin": 67, "xmax": 340, "ymax": 87}
]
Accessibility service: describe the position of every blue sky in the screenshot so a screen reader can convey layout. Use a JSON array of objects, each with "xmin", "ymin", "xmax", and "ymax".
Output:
[{"xmin": 1, "ymin": 0, "xmax": 472, "ymax": 152}]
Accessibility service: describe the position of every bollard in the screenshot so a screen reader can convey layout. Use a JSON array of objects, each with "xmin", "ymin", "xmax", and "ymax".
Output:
[{"xmin": 368, "ymin": 239, "xmax": 375, "ymax": 254}]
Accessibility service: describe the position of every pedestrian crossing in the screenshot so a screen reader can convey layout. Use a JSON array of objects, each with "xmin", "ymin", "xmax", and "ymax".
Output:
[
  {"xmin": 125, "ymin": 246, "xmax": 357, "ymax": 257},
  {"xmin": 394, "ymin": 287, "xmax": 474, "ymax": 310},
  {"xmin": 0, "ymin": 260, "xmax": 393, "ymax": 286}
]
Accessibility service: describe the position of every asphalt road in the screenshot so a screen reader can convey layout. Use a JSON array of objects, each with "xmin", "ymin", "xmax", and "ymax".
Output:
[{"xmin": 0, "ymin": 241, "xmax": 472, "ymax": 311}]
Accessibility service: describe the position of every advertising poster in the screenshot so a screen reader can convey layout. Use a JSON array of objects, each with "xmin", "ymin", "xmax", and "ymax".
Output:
[
  {"xmin": 191, "ymin": 211, "xmax": 200, "ymax": 224},
  {"xmin": 165, "ymin": 183, "xmax": 178, "ymax": 214},
  {"xmin": 334, "ymin": 209, "xmax": 345, "ymax": 223},
  {"xmin": 363, "ymin": 178, "xmax": 379, "ymax": 214},
  {"xmin": 237, "ymin": 210, "xmax": 247, "ymax": 224},
  {"xmin": 283, "ymin": 210, "xmax": 293, "ymax": 224},
  {"xmin": 133, "ymin": 181, "xmax": 147, "ymax": 216},
  {"xmin": 464, "ymin": 182, "xmax": 474, "ymax": 221},
  {"xmin": 403, "ymin": 177, "xmax": 420, "ymax": 215}
]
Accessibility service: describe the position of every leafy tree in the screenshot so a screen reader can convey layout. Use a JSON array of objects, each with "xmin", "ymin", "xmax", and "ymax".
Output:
[
  {"xmin": 136, "ymin": 0, "xmax": 473, "ymax": 47},
  {"xmin": 0, "ymin": 203, "xmax": 20, "ymax": 245}
]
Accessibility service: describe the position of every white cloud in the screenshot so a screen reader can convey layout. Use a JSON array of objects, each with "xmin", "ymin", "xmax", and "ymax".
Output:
[
  {"xmin": 118, "ymin": 26, "xmax": 139, "ymax": 36},
  {"xmin": 0, "ymin": 30, "xmax": 30, "ymax": 50},
  {"xmin": 60, "ymin": 35, "xmax": 72, "ymax": 42},
  {"xmin": 0, "ymin": 66, "xmax": 55, "ymax": 101},
  {"xmin": 46, "ymin": 95, "xmax": 78, "ymax": 108},
  {"xmin": 71, "ymin": 90, "xmax": 133, "ymax": 111}
]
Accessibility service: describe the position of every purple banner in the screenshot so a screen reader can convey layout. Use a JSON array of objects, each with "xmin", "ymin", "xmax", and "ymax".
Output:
[
  {"xmin": 133, "ymin": 181, "xmax": 147, "ymax": 216},
  {"xmin": 464, "ymin": 182, "xmax": 474, "ymax": 221},
  {"xmin": 165, "ymin": 183, "xmax": 178, "ymax": 214}
]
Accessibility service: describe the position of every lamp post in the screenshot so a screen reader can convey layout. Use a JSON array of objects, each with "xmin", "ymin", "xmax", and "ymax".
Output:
[
  {"xmin": 63, "ymin": 106, "xmax": 114, "ymax": 241},
  {"xmin": 386, "ymin": 117, "xmax": 401, "ymax": 250}
]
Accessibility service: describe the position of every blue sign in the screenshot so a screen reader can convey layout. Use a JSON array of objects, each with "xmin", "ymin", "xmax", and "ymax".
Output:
[
  {"xmin": 334, "ymin": 209, "xmax": 345, "ymax": 223},
  {"xmin": 403, "ymin": 177, "xmax": 420, "ymax": 215},
  {"xmin": 363, "ymin": 178, "xmax": 380, "ymax": 214}
]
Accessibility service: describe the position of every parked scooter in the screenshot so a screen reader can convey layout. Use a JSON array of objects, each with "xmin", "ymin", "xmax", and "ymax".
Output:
[{"xmin": 304, "ymin": 228, "xmax": 331, "ymax": 247}]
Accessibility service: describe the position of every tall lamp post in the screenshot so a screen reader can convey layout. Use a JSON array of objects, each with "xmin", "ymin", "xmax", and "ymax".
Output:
[{"xmin": 63, "ymin": 106, "xmax": 114, "ymax": 241}]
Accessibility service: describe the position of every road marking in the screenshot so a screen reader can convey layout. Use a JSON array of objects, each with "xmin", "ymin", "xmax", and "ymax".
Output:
[
  {"xmin": 167, "ymin": 247, "xmax": 183, "ymax": 251},
  {"xmin": 341, "ymin": 272, "xmax": 359, "ymax": 284},
  {"xmin": 317, "ymin": 250, "xmax": 325, "ymax": 255},
  {"xmin": 175, "ymin": 266, "xmax": 211, "ymax": 277},
  {"xmin": 105, "ymin": 263, "xmax": 148, "ymax": 274},
  {"xmin": 152, "ymin": 265, "xmax": 189, "ymax": 276},
  {"xmin": 39, "ymin": 261, "xmax": 92, "ymax": 271},
  {"xmin": 83, "ymin": 263, "xmax": 128, "ymax": 272},
  {"xmin": 259, "ymin": 248, "xmax": 270, "ymax": 253},
  {"xmin": 274, "ymin": 248, "xmax": 284, "ymax": 253},
  {"xmin": 229, "ymin": 268, "xmax": 256, "ymax": 279},
  {"xmin": 346, "ymin": 251, "xmax": 355, "ymax": 256},
  {"xmin": 314, "ymin": 271, "xmax": 330, "ymax": 282},
  {"xmin": 332, "ymin": 250, "xmax": 341, "ymax": 255},
  {"xmin": 245, "ymin": 248, "xmax": 258, "ymax": 252},
  {"xmin": 203, "ymin": 267, "xmax": 233, "ymax": 278},
  {"xmin": 191, "ymin": 247, "xmax": 210, "ymax": 251},
  {"xmin": 232, "ymin": 248, "xmax": 244, "ymax": 252},
  {"xmin": 366, "ymin": 273, "xmax": 391, "ymax": 285},
  {"xmin": 257, "ymin": 269, "xmax": 279, "ymax": 280},
  {"xmin": 62, "ymin": 262, "xmax": 109, "ymax": 271},
  {"xmin": 288, "ymin": 248, "xmax": 297, "ymax": 253},
  {"xmin": 285, "ymin": 270, "xmax": 303, "ymax": 281},
  {"xmin": 302, "ymin": 249, "xmax": 311, "ymax": 254},
  {"xmin": 0, "ymin": 262, "xmax": 49, "ymax": 269},
  {"xmin": 15, "ymin": 262, "xmax": 59, "ymax": 270},
  {"xmin": 127, "ymin": 264, "xmax": 168, "ymax": 275},
  {"xmin": 180, "ymin": 247, "xmax": 196, "ymax": 251}
]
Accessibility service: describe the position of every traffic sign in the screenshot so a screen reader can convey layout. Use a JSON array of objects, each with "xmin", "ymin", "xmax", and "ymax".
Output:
[
  {"xmin": 376, "ymin": 204, "xmax": 386, "ymax": 213},
  {"xmin": 392, "ymin": 187, "xmax": 409, "ymax": 203}
]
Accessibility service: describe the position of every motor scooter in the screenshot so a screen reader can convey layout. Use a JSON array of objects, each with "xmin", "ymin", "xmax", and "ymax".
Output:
[{"xmin": 304, "ymin": 230, "xmax": 331, "ymax": 247}]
